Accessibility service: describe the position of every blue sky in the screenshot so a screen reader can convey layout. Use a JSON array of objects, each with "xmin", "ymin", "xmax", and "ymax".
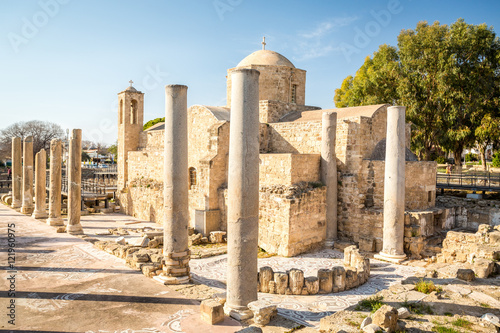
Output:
[{"xmin": 1, "ymin": 0, "xmax": 500, "ymax": 144}]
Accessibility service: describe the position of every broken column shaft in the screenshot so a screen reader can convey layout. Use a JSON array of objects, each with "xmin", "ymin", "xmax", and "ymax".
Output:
[
  {"xmin": 375, "ymin": 106, "xmax": 407, "ymax": 263},
  {"xmin": 20, "ymin": 136, "xmax": 34, "ymax": 214},
  {"xmin": 11, "ymin": 137, "xmax": 22, "ymax": 208},
  {"xmin": 224, "ymin": 68, "xmax": 260, "ymax": 320},
  {"xmin": 32, "ymin": 149, "xmax": 48, "ymax": 219},
  {"xmin": 67, "ymin": 129, "xmax": 83, "ymax": 234},
  {"xmin": 321, "ymin": 111, "xmax": 338, "ymax": 245},
  {"xmin": 162, "ymin": 84, "xmax": 190, "ymax": 284},
  {"xmin": 47, "ymin": 139, "xmax": 64, "ymax": 226}
]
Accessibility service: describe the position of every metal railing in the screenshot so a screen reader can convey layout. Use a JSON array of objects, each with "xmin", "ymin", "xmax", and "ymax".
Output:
[{"xmin": 436, "ymin": 172, "xmax": 500, "ymax": 192}]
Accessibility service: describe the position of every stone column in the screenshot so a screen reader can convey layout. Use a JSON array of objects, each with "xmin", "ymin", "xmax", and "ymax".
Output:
[
  {"xmin": 67, "ymin": 129, "xmax": 83, "ymax": 234},
  {"xmin": 161, "ymin": 85, "xmax": 190, "ymax": 284},
  {"xmin": 20, "ymin": 136, "xmax": 34, "ymax": 214},
  {"xmin": 224, "ymin": 68, "xmax": 260, "ymax": 320},
  {"xmin": 32, "ymin": 149, "xmax": 48, "ymax": 219},
  {"xmin": 47, "ymin": 139, "xmax": 64, "ymax": 226},
  {"xmin": 11, "ymin": 137, "xmax": 22, "ymax": 208},
  {"xmin": 321, "ymin": 111, "xmax": 338, "ymax": 246},
  {"xmin": 374, "ymin": 106, "xmax": 407, "ymax": 263}
]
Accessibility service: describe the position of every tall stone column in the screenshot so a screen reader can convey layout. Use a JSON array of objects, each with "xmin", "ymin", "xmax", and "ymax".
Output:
[
  {"xmin": 67, "ymin": 129, "xmax": 83, "ymax": 234},
  {"xmin": 224, "ymin": 68, "xmax": 260, "ymax": 320},
  {"xmin": 11, "ymin": 137, "xmax": 22, "ymax": 208},
  {"xmin": 375, "ymin": 106, "xmax": 407, "ymax": 263},
  {"xmin": 161, "ymin": 85, "xmax": 190, "ymax": 285},
  {"xmin": 321, "ymin": 111, "xmax": 338, "ymax": 246},
  {"xmin": 32, "ymin": 149, "xmax": 48, "ymax": 219},
  {"xmin": 47, "ymin": 139, "xmax": 64, "ymax": 226},
  {"xmin": 20, "ymin": 136, "xmax": 34, "ymax": 214}
]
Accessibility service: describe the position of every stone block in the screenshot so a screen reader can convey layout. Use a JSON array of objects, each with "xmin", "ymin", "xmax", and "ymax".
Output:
[
  {"xmin": 268, "ymin": 281, "xmax": 276, "ymax": 294},
  {"xmin": 248, "ymin": 300, "xmax": 277, "ymax": 326},
  {"xmin": 209, "ymin": 231, "xmax": 226, "ymax": 243},
  {"xmin": 288, "ymin": 268, "xmax": 304, "ymax": 295},
  {"xmin": 372, "ymin": 305, "xmax": 398, "ymax": 333},
  {"xmin": 333, "ymin": 266, "xmax": 346, "ymax": 292},
  {"xmin": 274, "ymin": 272, "xmax": 288, "ymax": 295},
  {"xmin": 200, "ymin": 299, "xmax": 224, "ymax": 325},
  {"xmin": 317, "ymin": 269, "xmax": 333, "ymax": 294},
  {"xmin": 235, "ymin": 327, "xmax": 263, "ymax": 333},
  {"xmin": 305, "ymin": 276, "xmax": 319, "ymax": 295},
  {"xmin": 456, "ymin": 268, "xmax": 475, "ymax": 282},
  {"xmin": 363, "ymin": 324, "xmax": 383, "ymax": 333},
  {"xmin": 259, "ymin": 266, "xmax": 274, "ymax": 293},
  {"xmin": 473, "ymin": 259, "xmax": 495, "ymax": 278},
  {"xmin": 397, "ymin": 307, "xmax": 410, "ymax": 319}
]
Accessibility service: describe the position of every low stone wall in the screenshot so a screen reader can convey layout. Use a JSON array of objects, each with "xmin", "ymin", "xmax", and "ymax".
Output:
[
  {"xmin": 436, "ymin": 195, "xmax": 500, "ymax": 229},
  {"xmin": 257, "ymin": 246, "xmax": 369, "ymax": 295}
]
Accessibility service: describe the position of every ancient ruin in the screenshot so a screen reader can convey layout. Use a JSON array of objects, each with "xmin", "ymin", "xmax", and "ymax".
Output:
[
  {"xmin": 66, "ymin": 129, "xmax": 84, "ymax": 234},
  {"xmin": 20, "ymin": 135, "xmax": 34, "ymax": 214}
]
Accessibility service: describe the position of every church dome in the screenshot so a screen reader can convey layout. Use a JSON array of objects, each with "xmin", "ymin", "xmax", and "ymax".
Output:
[{"xmin": 237, "ymin": 50, "xmax": 295, "ymax": 68}]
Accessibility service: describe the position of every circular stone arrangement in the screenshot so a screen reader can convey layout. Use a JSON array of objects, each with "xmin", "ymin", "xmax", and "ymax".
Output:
[{"xmin": 257, "ymin": 246, "xmax": 370, "ymax": 295}]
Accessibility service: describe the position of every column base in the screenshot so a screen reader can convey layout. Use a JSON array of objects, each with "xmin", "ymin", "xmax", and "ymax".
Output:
[
  {"xmin": 153, "ymin": 273, "xmax": 190, "ymax": 285},
  {"xmin": 20, "ymin": 206, "xmax": 34, "ymax": 214},
  {"xmin": 223, "ymin": 303, "xmax": 254, "ymax": 321},
  {"xmin": 67, "ymin": 223, "xmax": 84, "ymax": 235},
  {"xmin": 32, "ymin": 211, "xmax": 48, "ymax": 219},
  {"xmin": 374, "ymin": 251, "xmax": 407, "ymax": 264},
  {"xmin": 47, "ymin": 217, "xmax": 65, "ymax": 226},
  {"xmin": 324, "ymin": 239, "xmax": 335, "ymax": 248},
  {"xmin": 11, "ymin": 200, "xmax": 22, "ymax": 209}
]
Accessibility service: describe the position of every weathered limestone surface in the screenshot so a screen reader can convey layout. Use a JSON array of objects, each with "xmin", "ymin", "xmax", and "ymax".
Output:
[
  {"xmin": 225, "ymin": 69, "xmax": 260, "ymax": 320},
  {"xmin": 162, "ymin": 84, "xmax": 190, "ymax": 285},
  {"xmin": 321, "ymin": 111, "xmax": 338, "ymax": 244},
  {"xmin": 258, "ymin": 266, "xmax": 273, "ymax": 293},
  {"xmin": 11, "ymin": 137, "xmax": 22, "ymax": 208},
  {"xmin": 47, "ymin": 139, "xmax": 64, "ymax": 226},
  {"xmin": 375, "ymin": 106, "xmax": 407, "ymax": 263},
  {"xmin": 200, "ymin": 299, "xmax": 224, "ymax": 325},
  {"xmin": 288, "ymin": 268, "xmax": 304, "ymax": 295},
  {"xmin": 67, "ymin": 129, "xmax": 83, "ymax": 234},
  {"xmin": 318, "ymin": 269, "xmax": 333, "ymax": 294},
  {"xmin": 32, "ymin": 149, "xmax": 47, "ymax": 219},
  {"xmin": 247, "ymin": 300, "xmax": 277, "ymax": 326},
  {"xmin": 20, "ymin": 136, "xmax": 34, "ymax": 214}
]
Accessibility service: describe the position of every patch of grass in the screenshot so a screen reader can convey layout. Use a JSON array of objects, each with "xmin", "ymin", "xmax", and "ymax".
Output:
[
  {"xmin": 310, "ymin": 181, "xmax": 324, "ymax": 188},
  {"xmin": 452, "ymin": 318, "xmax": 473, "ymax": 329},
  {"xmin": 479, "ymin": 302, "xmax": 491, "ymax": 308},
  {"xmin": 258, "ymin": 247, "xmax": 276, "ymax": 258},
  {"xmin": 346, "ymin": 319, "xmax": 358, "ymax": 327},
  {"xmin": 433, "ymin": 326, "xmax": 460, "ymax": 333},
  {"xmin": 415, "ymin": 279, "xmax": 442, "ymax": 294},
  {"xmin": 401, "ymin": 300, "xmax": 434, "ymax": 315},
  {"xmin": 284, "ymin": 325, "xmax": 305, "ymax": 333},
  {"xmin": 355, "ymin": 296, "xmax": 385, "ymax": 313},
  {"xmin": 444, "ymin": 312, "xmax": 453, "ymax": 317}
]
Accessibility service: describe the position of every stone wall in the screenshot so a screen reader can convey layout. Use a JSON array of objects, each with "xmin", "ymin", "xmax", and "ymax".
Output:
[
  {"xmin": 436, "ymin": 195, "xmax": 500, "ymax": 229},
  {"xmin": 258, "ymin": 100, "xmax": 321, "ymax": 123},
  {"xmin": 259, "ymin": 154, "xmax": 321, "ymax": 186},
  {"xmin": 219, "ymin": 183, "xmax": 327, "ymax": 257}
]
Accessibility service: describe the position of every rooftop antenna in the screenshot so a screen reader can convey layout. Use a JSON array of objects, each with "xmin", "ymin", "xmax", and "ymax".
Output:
[{"xmin": 262, "ymin": 36, "xmax": 266, "ymax": 50}]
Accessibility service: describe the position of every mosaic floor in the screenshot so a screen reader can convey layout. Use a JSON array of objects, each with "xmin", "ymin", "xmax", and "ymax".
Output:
[{"xmin": 190, "ymin": 249, "xmax": 423, "ymax": 328}]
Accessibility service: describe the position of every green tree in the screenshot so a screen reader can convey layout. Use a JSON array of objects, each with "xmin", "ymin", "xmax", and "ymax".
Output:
[
  {"xmin": 334, "ymin": 19, "xmax": 500, "ymax": 162},
  {"xmin": 334, "ymin": 44, "xmax": 399, "ymax": 108},
  {"xmin": 475, "ymin": 114, "xmax": 500, "ymax": 170},
  {"xmin": 143, "ymin": 117, "xmax": 165, "ymax": 130}
]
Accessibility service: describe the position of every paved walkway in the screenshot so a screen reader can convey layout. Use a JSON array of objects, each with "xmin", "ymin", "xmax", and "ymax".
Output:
[{"xmin": 0, "ymin": 204, "xmax": 242, "ymax": 333}]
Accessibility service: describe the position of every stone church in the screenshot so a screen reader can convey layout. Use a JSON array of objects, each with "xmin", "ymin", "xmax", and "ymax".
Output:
[{"xmin": 117, "ymin": 47, "xmax": 437, "ymax": 257}]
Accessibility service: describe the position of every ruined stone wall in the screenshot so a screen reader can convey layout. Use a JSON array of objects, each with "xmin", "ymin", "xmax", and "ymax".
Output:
[
  {"xmin": 361, "ymin": 160, "xmax": 437, "ymax": 211},
  {"xmin": 267, "ymin": 121, "xmax": 322, "ymax": 154},
  {"xmin": 259, "ymin": 154, "xmax": 321, "ymax": 186},
  {"xmin": 227, "ymin": 65, "xmax": 306, "ymax": 107},
  {"xmin": 219, "ymin": 184, "xmax": 326, "ymax": 256}
]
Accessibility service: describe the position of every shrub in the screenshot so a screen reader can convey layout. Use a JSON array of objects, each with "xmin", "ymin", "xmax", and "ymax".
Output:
[
  {"xmin": 465, "ymin": 153, "xmax": 478, "ymax": 162},
  {"xmin": 355, "ymin": 296, "xmax": 385, "ymax": 313},
  {"xmin": 435, "ymin": 156, "xmax": 447, "ymax": 164},
  {"xmin": 415, "ymin": 279, "xmax": 442, "ymax": 294},
  {"xmin": 492, "ymin": 151, "xmax": 500, "ymax": 168},
  {"xmin": 451, "ymin": 318, "xmax": 472, "ymax": 329}
]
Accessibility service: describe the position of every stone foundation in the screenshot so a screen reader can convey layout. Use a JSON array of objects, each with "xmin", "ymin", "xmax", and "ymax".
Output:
[{"xmin": 257, "ymin": 246, "xmax": 369, "ymax": 295}]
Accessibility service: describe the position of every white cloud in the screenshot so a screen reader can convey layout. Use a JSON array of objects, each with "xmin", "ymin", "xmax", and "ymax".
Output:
[{"xmin": 293, "ymin": 16, "xmax": 358, "ymax": 61}]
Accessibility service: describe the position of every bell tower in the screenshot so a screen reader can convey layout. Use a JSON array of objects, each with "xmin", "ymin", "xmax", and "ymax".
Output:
[{"xmin": 117, "ymin": 81, "xmax": 144, "ymax": 190}]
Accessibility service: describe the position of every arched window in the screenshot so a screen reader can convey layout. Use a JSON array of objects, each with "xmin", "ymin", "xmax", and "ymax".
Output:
[
  {"xmin": 119, "ymin": 100, "xmax": 123, "ymax": 124},
  {"xmin": 130, "ymin": 99, "xmax": 138, "ymax": 124},
  {"xmin": 189, "ymin": 167, "xmax": 197, "ymax": 189}
]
